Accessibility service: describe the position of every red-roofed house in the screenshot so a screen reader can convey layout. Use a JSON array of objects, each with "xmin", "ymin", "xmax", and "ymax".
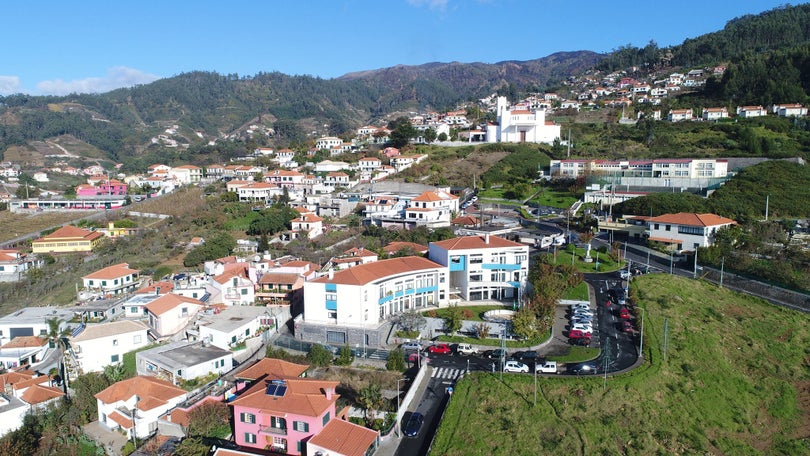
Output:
[
  {"xmin": 210, "ymin": 270, "xmax": 255, "ymax": 306},
  {"xmin": 0, "ymin": 249, "xmax": 43, "ymax": 282},
  {"xmin": 404, "ymin": 189, "xmax": 459, "ymax": 227},
  {"xmin": 95, "ymin": 376, "xmax": 188, "ymax": 440},
  {"xmin": 82, "ymin": 263, "xmax": 140, "ymax": 296},
  {"xmin": 307, "ymin": 417, "xmax": 379, "ymax": 456},
  {"xmin": 230, "ymin": 366, "xmax": 340, "ymax": 454},
  {"xmin": 300, "ymin": 256, "xmax": 447, "ymax": 345},
  {"xmin": 146, "ymin": 294, "xmax": 204, "ymax": 337},
  {"xmin": 428, "ymin": 235, "xmax": 529, "ymax": 301},
  {"xmin": 646, "ymin": 213, "xmax": 737, "ymax": 252},
  {"xmin": 736, "ymin": 105, "xmax": 766, "ymax": 118},
  {"xmin": 291, "ymin": 214, "xmax": 324, "ymax": 239},
  {"xmin": 31, "ymin": 225, "xmax": 104, "ymax": 254},
  {"xmin": 0, "ymin": 336, "xmax": 49, "ymax": 369},
  {"xmin": 257, "ymin": 272, "xmax": 304, "ymax": 305}
]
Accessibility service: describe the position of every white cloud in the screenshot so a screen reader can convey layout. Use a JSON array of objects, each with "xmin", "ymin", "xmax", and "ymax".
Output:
[
  {"xmin": 406, "ymin": 0, "xmax": 449, "ymax": 11},
  {"xmin": 36, "ymin": 67, "xmax": 161, "ymax": 96},
  {"xmin": 0, "ymin": 76, "xmax": 22, "ymax": 96}
]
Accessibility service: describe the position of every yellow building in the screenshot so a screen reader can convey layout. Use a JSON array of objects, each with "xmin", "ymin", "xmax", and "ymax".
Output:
[{"xmin": 32, "ymin": 225, "xmax": 104, "ymax": 254}]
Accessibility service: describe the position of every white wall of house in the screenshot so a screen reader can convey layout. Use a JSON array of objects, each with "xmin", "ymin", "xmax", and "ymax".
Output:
[
  {"xmin": 199, "ymin": 317, "xmax": 262, "ymax": 351},
  {"xmin": 72, "ymin": 328, "xmax": 148, "ymax": 374}
]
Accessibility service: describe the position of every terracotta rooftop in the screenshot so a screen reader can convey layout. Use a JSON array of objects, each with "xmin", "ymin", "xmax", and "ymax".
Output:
[
  {"xmin": 34, "ymin": 225, "xmax": 103, "ymax": 242},
  {"xmin": 430, "ymin": 235, "xmax": 525, "ymax": 251},
  {"xmin": 136, "ymin": 280, "xmax": 175, "ymax": 295},
  {"xmin": 258, "ymin": 272, "xmax": 301, "ymax": 285},
  {"xmin": 229, "ymin": 377, "xmax": 339, "ymax": 418},
  {"xmin": 21, "ymin": 383, "xmax": 64, "ymax": 405},
  {"xmin": 382, "ymin": 242, "xmax": 428, "ymax": 255},
  {"xmin": 95, "ymin": 376, "xmax": 186, "ymax": 411},
  {"xmin": 235, "ymin": 358, "xmax": 309, "ymax": 381},
  {"xmin": 411, "ymin": 190, "xmax": 457, "ymax": 202},
  {"xmin": 145, "ymin": 293, "xmax": 203, "ymax": 316},
  {"xmin": 1, "ymin": 335, "xmax": 47, "ymax": 349},
  {"xmin": 83, "ymin": 263, "xmax": 139, "ymax": 280},
  {"xmin": 308, "ymin": 418, "xmax": 379, "ymax": 456},
  {"xmin": 648, "ymin": 212, "xmax": 736, "ymax": 227},
  {"xmin": 311, "ymin": 256, "xmax": 443, "ymax": 286}
]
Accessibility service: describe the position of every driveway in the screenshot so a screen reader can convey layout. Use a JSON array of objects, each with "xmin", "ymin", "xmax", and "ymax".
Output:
[{"xmin": 83, "ymin": 420, "xmax": 129, "ymax": 456}]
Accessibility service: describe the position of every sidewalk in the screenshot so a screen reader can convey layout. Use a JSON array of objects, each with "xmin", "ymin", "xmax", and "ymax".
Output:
[{"xmin": 374, "ymin": 365, "xmax": 433, "ymax": 456}]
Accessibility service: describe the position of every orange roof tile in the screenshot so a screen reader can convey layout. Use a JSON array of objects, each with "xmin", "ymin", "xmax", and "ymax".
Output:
[
  {"xmin": 258, "ymin": 273, "xmax": 301, "ymax": 285},
  {"xmin": 308, "ymin": 418, "xmax": 379, "ymax": 456},
  {"xmin": 648, "ymin": 212, "xmax": 736, "ymax": 227},
  {"xmin": 108, "ymin": 410, "xmax": 134, "ymax": 428},
  {"xmin": 83, "ymin": 263, "xmax": 139, "ymax": 280},
  {"xmin": 411, "ymin": 191, "xmax": 458, "ymax": 202},
  {"xmin": 430, "ymin": 235, "xmax": 525, "ymax": 251},
  {"xmin": 1, "ymin": 336, "xmax": 47, "ymax": 349},
  {"xmin": 311, "ymin": 256, "xmax": 443, "ymax": 286},
  {"xmin": 34, "ymin": 225, "xmax": 103, "ymax": 243},
  {"xmin": 145, "ymin": 294, "xmax": 203, "ymax": 316},
  {"xmin": 382, "ymin": 242, "xmax": 428, "ymax": 255},
  {"xmin": 235, "ymin": 358, "xmax": 309, "ymax": 381},
  {"xmin": 230, "ymin": 378, "xmax": 339, "ymax": 418},
  {"xmin": 136, "ymin": 281, "xmax": 175, "ymax": 295},
  {"xmin": 21, "ymin": 383, "xmax": 64, "ymax": 405},
  {"xmin": 95, "ymin": 376, "xmax": 186, "ymax": 411},
  {"xmin": 169, "ymin": 396, "xmax": 222, "ymax": 427}
]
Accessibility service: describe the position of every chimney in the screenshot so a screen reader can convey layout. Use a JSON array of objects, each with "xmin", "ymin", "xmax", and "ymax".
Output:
[
  {"xmin": 485, "ymin": 233, "xmax": 490, "ymax": 244},
  {"xmin": 325, "ymin": 387, "xmax": 333, "ymax": 400}
]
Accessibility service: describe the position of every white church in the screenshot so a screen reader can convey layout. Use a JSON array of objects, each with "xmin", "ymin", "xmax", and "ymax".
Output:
[{"xmin": 486, "ymin": 96, "xmax": 561, "ymax": 144}]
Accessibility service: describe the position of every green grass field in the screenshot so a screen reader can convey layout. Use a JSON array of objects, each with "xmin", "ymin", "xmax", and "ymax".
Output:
[{"xmin": 430, "ymin": 274, "xmax": 810, "ymax": 455}]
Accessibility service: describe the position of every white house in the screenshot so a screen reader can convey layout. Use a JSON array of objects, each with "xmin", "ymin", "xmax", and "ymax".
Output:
[
  {"xmin": 702, "ymin": 107, "xmax": 729, "ymax": 121},
  {"xmin": 235, "ymin": 182, "xmax": 282, "ymax": 203},
  {"xmin": 198, "ymin": 305, "xmax": 274, "ymax": 351},
  {"xmin": 145, "ymin": 294, "xmax": 204, "ymax": 337},
  {"xmin": 315, "ymin": 137, "xmax": 343, "ymax": 151},
  {"xmin": 403, "ymin": 189, "xmax": 460, "ymax": 227},
  {"xmin": 95, "ymin": 376, "xmax": 187, "ymax": 440},
  {"xmin": 67, "ymin": 320, "xmax": 149, "ymax": 377},
  {"xmin": 646, "ymin": 212, "xmax": 737, "ymax": 252},
  {"xmin": 299, "ymin": 256, "xmax": 447, "ymax": 345},
  {"xmin": 0, "ymin": 306, "xmax": 74, "ymax": 347},
  {"xmin": 135, "ymin": 340, "xmax": 233, "ymax": 383},
  {"xmin": 0, "ymin": 336, "xmax": 49, "ymax": 370},
  {"xmin": 0, "ymin": 394, "xmax": 28, "ymax": 437},
  {"xmin": 428, "ymin": 235, "xmax": 529, "ymax": 301},
  {"xmin": 736, "ymin": 105, "xmax": 766, "ymax": 118},
  {"xmin": 0, "ymin": 250, "xmax": 43, "ymax": 282},
  {"xmin": 486, "ymin": 97, "xmax": 561, "ymax": 144},
  {"xmin": 208, "ymin": 270, "xmax": 255, "ymax": 306},
  {"xmin": 82, "ymin": 263, "xmax": 140, "ymax": 297},
  {"xmin": 291, "ymin": 213, "xmax": 324, "ymax": 239},
  {"xmin": 668, "ymin": 109, "xmax": 693, "ymax": 122},
  {"xmin": 774, "ymin": 103, "xmax": 808, "ymax": 117},
  {"xmin": 169, "ymin": 165, "xmax": 202, "ymax": 184}
]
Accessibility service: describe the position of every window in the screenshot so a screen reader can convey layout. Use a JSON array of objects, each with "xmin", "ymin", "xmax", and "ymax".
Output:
[
  {"xmin": 322, "ymin": 412, "xmax": 330, "ymax": 426},
  {"xmin": 112, "ymin": 339, "xmax": 118, "ymax": 346},
  {"xmin": 665, "ymin": 225, "xmax": 671, "ymax": 231},
  {"xmin": 111, "ymin": 354, "xmax": 119, "ymax": 363},
  {"xmin": 293, "ymin": 421, "xmax": 309, "ymax": 432},
  {"xmin": 130, "ymin": 306, "xmax": 138, "ymax": 313},
  {"xmin": 240, "ymin": 412, "xmax": 256, "ymax": 424},
  {"xmin": 327, "ymin": 311, "xmax": 337, "ymax": 319},
  {"xmin": 271, "ymin": 416, "xmax": 286, "ymax": 430},
  {"xmin": 181, "ymin": 307, "xmax": 188, "ymax": 316},
  {"xmin": 241, "ymin": 288, "xmax": 248, "ymax": 295},
  {"xmin": 325, "ymin": 293, "xmax": 337, "ymax": 301},
  {"xmin": 244, "ymin": 432, "xmax": 256, "ymax": 444}
]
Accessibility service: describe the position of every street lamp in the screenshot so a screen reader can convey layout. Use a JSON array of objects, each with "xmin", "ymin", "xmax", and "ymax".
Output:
[
  {"xmin": 637, "ymin": 307, "xmax": 646, "ymax": 358},
  {"xmin": 396, "ymin": 378, "xmax": 407, "ymax": 437}
]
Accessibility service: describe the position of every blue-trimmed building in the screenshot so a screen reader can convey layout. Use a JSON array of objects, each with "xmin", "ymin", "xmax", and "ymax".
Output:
[
  {"xmin": 428, "ymin": 234, "xmax": 529, "ymax": 301},
  {"xmin": 299, "ymin": 256, "xmax": 447, "ymax": 346}
]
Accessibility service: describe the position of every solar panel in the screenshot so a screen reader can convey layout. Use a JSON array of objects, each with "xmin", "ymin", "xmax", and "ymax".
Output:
[{"xmin": 265, "ymin": 380, "xmax": 287, "ymax": 397}]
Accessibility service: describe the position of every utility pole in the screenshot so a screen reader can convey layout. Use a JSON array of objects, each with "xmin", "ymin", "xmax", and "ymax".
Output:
[
  {"xmin": 638, "ymin": 307, "xmax": 645, "ymax": 358},
  {"xmin": 720, "ymin": 257, "xmax": 725, "ymax": 288},
  {"xmin": 663, "ymin": 318, "xmax": 669, "ymax": 363},
  {"xmin": 693, "ymin": 249, "xmax": 698, "ymax": 279},
  {"xmin": 669, "ymin": 251, "xmax": 674, "ymax": 274},
  {"xmin": 765, "ymin": 194, "xmax": 769, "ymax": 221}
]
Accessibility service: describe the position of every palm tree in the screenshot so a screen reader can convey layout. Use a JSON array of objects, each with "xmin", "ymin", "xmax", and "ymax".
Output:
[
  {"xmin": 357, "ymin": 384, "xmax": 384, "ymax": 427},
  {"xmin": 46, "ymin": 317, "xmax": 72, "ymax": 394}
]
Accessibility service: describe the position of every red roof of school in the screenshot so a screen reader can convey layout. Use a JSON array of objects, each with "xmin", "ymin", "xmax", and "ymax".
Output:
[
  {"xmin": 647, "ymin": 213, "xmax": 736, "ymax": 227},
  {"xmin": 311, "ymin": 256, "xmax": 443, "ymax": 286},
  {"xmin": 430, "ymin": 235, "xmax": 524, "ymax": 250}
]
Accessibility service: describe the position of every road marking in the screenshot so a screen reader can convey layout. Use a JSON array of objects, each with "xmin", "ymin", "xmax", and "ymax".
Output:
[{"xmin": 431, "ymin": 367, "xmax": 463, "ymax": 380}]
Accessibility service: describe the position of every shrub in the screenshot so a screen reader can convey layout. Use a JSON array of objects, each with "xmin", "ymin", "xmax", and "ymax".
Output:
[
  {"xmin": 335, "ymin": 345, "xmax": 353, "ymax": 366},
  {"xmin": 386, "ymin": 348, "xmax": 406, "ymax": 372},
  {"xmin": 307, "ymin": 344, "xmax": 333, "ymax": 367}
]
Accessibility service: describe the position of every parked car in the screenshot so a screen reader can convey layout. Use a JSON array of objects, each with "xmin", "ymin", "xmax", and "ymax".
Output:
[
  {"xmin": 619, "ymin": 308, "xmax": 631, "ymax": 319},
  {"xmin": 570, "ymin": 303, "xmax": 590, "ymax": 311},
  {"xmin": 571, "ymin": 309, "xmax": 594, "ymax": 316},
  {"xmin": 511, "ymin": 351, "xmax": 540, "ymax": 364},
  {"xmin": 484, "ymin": 349, "xmax": 507, "ymax": 359},
  {"xmin": 401, "ymin": 341, "xmax": 422, "ymax": 351},
  {"xmin": 428, "ymin": 343, "xmax": 451, "ymax": 354},
  {"xmin": 403, "ymin": 412, "xmax": 424, "ymax": 437},
  {"xmin": 571, "ymin": 313, "xmax": 593, "ymax": 321},
  {"xmin": 621, "ymin": 320, "xmax": 633, "ymax": 333},
  {"xmin": 568, "ymin": 363, "xmax": 598, "ymax": 375},
  {"xmin": 456, "ymin": 343, "xmax": 478, "ymax": 356},
  {"xmin": 571, "ymin": 323, "xmax": 593, "ymax": 333},
  {"xmin": 503, "ymin": 360, "xmax": 529, "ymax": 373},
  {"xmin": 619, "ymin": 270, "xmax": 632, "ymax": 280},
  {"xmin": 536, "ymin": 361, "xmax": 558, "ymax": 374}
]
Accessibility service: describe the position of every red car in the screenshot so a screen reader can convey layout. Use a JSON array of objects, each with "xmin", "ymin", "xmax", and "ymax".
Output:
[
  {"xmin": 568, "ymin": 329, "xmax": 592, "ymax": 340},
  {"xmin": 619, "ymin": 307, "xmax": 631, "ymax": 319},
  {"xmin": 621, "ymin": 320, "xmax": 633, "ymax": 333},
  {"xmin": 428, "ymin": 343, "xmax": 451, "ymax": 354}
]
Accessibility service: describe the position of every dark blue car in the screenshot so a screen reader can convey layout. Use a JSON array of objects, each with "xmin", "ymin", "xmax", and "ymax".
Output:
[{"xmin": 403, "ymin": 412, "xmax": 424, "ymax": 437}]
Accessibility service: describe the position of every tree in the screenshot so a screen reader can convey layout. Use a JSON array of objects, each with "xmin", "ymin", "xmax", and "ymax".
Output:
[
  {"xmin": 357, "ymin": 384, "xmax": 384, "ymax": 426},
  {"xmin": 335, "ymin": 344, "xmax": 353, "ymax": 366},
  {"xmin": 306, "ymin": 344, "xmax": 333, "ymax": 367},
  {"xmin": 172, "ymin": 437, "xmax": 209, "ymax": 456},
  {"xmin": 473, "ymin": 322, "xmax": 491, "ymax": 339},
  {"xmin": 103, "ymin": 363, "xmax": 127, "ymax": 383},
  {"xmin": 443, "ymin": 305, "xmax": 462, "ymax": 335},
  {"xmin": 186, "ymin": 402, "xmax": 231, "ymax": 438},
  {"xmin": 70, "ymin": 372, "xmax": 111, "ymax": 422},
  {"xmin": 438, "ymin": 132, "xmax": 448, "ymax": 141},
  {"xmin": 386, "ymin": 348, "xmax": 406, "ymax": 372},
  {"xmin": 511, "ymin": 307, "xmax": 540, "ymax": 340},
  {"xmin": 396, "ymin": 310, "xmax": 426, "ymax": 333},
  {"xmin": 423, "ymin": 128, "xmax": 437, "ymax": 144},
  {"xmin": 387, "ymin": 117, "xmax": 417, "ymax": 148}
]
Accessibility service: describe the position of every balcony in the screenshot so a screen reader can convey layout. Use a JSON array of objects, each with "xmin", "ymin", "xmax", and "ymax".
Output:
[{"xmin": 259, "ymin": 425, "xmax": 287, "ymax": 436}]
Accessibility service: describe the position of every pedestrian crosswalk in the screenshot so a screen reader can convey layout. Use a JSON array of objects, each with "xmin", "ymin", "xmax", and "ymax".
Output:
[{"xmin": 431, "ymin": 367, "xmax": 465, "ymax": 380}]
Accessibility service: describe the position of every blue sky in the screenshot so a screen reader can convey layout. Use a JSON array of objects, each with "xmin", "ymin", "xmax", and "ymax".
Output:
[{"xmin": 0, "ymin": 0, "xmax": 797, "ymax": 96}]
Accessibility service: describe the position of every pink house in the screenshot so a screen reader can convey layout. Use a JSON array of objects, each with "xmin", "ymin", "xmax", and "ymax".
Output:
[
  {"xmin": 230, "ymin": 359, "xmax": 339, "ymax": 454},
  {"xmin": 75, "ymin": 179, "xmax": 128, "ymax": 197}
]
